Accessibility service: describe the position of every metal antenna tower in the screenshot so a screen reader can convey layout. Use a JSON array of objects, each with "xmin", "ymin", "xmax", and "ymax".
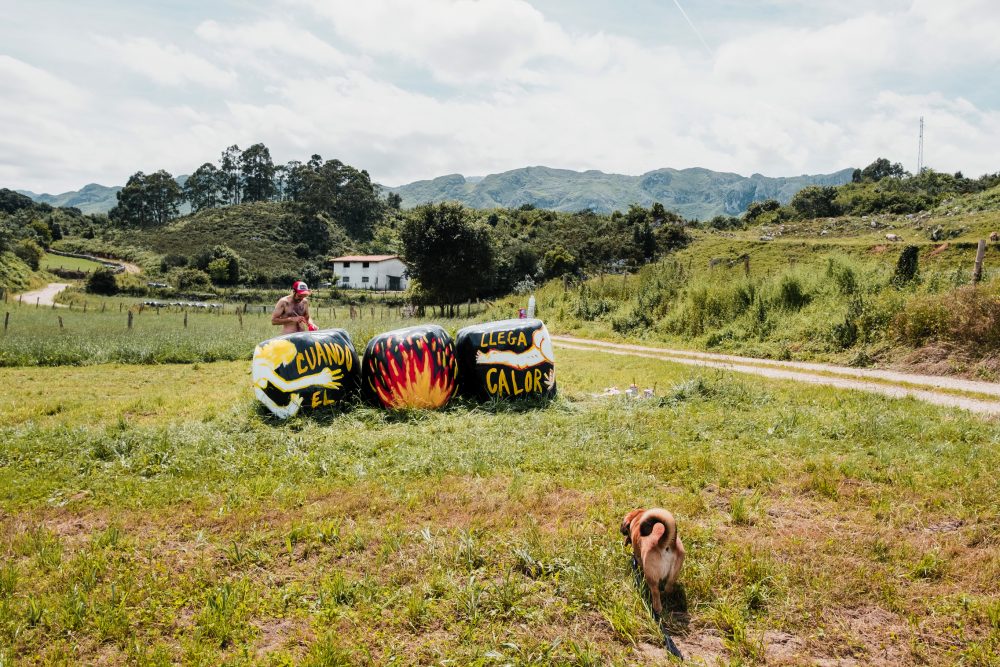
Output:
[{"xmin": 917, "ymin": 116, "xmax": 924, "ymax": 175}]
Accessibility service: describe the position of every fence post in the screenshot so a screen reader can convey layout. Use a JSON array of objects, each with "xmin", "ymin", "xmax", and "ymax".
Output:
[
  {"xmin": 3, "ymin": 312, "xmax": 8, "ymax": 332},
  {"xmin": 102, "ymin": 303, "xmax": 106, "ymax": 313},
  {"xmin": 238, "ymin": 309, "xmax": 243, "ymax": 329},
  {"xmin": 973, "ymin": 239, "xmax": 987, "ymax": 283},
  {"xmin": 184, "ymin": 311, "xmax": 188, "ymax": 328},
  {"xmin": 36, "ymin": 297, "xmax": 40, "ymax": 309},
  {"xmin": 127, "ymin": 310, "xmax": 133, "ymax": 330},
  {"xmin": 58, "ymin": 315, "xmax": 63, "ymax": 329}
]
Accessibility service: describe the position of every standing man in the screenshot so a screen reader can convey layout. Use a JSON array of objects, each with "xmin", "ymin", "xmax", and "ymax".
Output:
[{"xmin": 272, "ymin": 280, "xmax": 317, "ymax": 333}]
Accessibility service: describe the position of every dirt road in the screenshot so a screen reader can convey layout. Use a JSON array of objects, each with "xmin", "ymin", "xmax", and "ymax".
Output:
[
  {"xmin": 14, "ymin": 283, "xmax": 71, "ymax": 307},
  {"xmin": 553, "ymin": 335, "xmax": 1000, "ymax": 416}
]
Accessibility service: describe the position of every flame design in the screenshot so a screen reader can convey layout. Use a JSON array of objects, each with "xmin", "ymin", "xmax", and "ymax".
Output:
[{"xmin": 365, "ymin": 330, "xmax": 457, "ymax": 409}]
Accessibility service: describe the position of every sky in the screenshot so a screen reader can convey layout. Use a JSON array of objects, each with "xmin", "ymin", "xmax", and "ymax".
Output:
[{"xmin": 2, "ymin": 0, "xmax": 1000, "ymax": 194}]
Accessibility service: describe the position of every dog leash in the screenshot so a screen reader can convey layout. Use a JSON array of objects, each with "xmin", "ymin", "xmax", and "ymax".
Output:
[{"xmin": 630, "ymin": 556, "xmax": 684, "ymax": 660}]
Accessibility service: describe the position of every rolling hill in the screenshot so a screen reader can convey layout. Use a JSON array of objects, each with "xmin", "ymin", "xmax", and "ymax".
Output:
[
  {"xmin": 385, "ymin": 166, "xmax": 856, "ymax": 219},
  {"xmin": 16, "ymin": 183, "xmax": 122, "ymax": 215}
]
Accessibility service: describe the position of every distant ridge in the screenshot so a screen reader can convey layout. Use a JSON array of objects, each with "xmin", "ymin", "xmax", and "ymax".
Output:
[
  {"xmin": 16, "ymin": 183, "xmax": 122, "ymax": 215},
  {"xmin": 385, "ymin": 165, "xmax": 856, "ymax": 219}
]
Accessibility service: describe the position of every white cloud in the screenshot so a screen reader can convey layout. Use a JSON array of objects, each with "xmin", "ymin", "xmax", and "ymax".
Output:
[
  {"xmin": 2, "ymin": 0, "xmax": 999, "ymax": 193},
  {"xmin": 93, "ymin": 35, "xmax": 237, "ymax": 88},
  {"xmin": 195, "ymin": 19, "xmax": 352, "ymax": 72}
]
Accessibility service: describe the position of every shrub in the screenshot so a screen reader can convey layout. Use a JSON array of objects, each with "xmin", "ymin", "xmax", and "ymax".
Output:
[
  {"xmin": 893, "ymin": 246, "xmax": 919, "ymax": 284},
  {"xmin": 174, "ymin": 268, "xmax": 213, "ymax": 291},
  {"xmin": 13, "ymin": 239, "xmax": 44, "ymax": 271},
  {"xmin": 86, "ymin": 268, "xmax": 119, "ymax": 296}
]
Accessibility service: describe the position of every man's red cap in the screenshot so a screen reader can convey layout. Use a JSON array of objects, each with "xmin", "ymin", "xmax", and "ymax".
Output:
[{"xmin": 292, "ymin": 280, "xmax": 311, "ymax": 295}]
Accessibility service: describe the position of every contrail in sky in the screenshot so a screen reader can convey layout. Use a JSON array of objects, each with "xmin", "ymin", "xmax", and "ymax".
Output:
[{"xmin": 670, "ymin": 0, "xmax": 714, "ymax": 58}]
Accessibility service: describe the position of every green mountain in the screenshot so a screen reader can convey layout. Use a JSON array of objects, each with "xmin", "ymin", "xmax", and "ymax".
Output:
[
  {"xmin": 17, "ymin": 176, "xmax": 189, "ymax": 216},
  {"xmin": 16, "ymin": 183, "xmax": 122, "ymax": 215},
  {"xmin": 386, "ymin": 166, "xmax": 856, "ymax": 219}
]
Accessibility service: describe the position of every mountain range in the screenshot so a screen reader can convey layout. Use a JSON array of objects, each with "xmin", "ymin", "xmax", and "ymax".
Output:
[
  {"xmin": 384, "ymin": 166, "xmax": 855, "ymax": 219},
  {"xmin": 17, "ymin": 165, "xmax": 855, "ymax": 220}
]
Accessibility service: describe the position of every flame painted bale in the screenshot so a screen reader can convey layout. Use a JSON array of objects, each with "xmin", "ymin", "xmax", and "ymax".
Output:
[
  {"xmin": 456, "ymin": 318, "xmax": 556, "ymax": 400},
  {"xmin": 251, "ymin": 329, "xmax": 360, "ymax": 418},
  {"xmin": 362, "ymin": 324, "xmax": 458, "ymax": 409}
]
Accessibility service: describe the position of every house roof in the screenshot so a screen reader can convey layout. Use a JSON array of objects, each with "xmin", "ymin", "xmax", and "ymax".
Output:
[{"xmin": 330, "ymin": 255, "xmax": 399, "ymax": 263}]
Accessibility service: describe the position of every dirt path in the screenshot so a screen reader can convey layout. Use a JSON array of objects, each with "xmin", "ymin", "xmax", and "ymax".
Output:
[
  {"xmin": 15, "ymin": 283, "xmax": 71, "ymax": 307},
  {"xmin": 118, "ymin": 260, "xmax": 141, "ymax": 274},
  {"xmin": 553, "ymin": 335, "xmax": 1000, "ymax": 416}
]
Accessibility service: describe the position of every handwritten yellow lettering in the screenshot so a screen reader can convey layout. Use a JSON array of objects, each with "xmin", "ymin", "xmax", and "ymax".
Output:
[
  {"xmin": 534, "ymin": 368, "xmax": 542, "ymax": 391},
  {"xmin": 496, "ymin": 369, "xmax": 510, "ymax": 396},
  {"xmin": 296, "ymin": 352, "xmax": 307, "ymax": 375},
  {"xmin": 311, "ymin": 391, "xmax": 322, "ymax": 409},
  {"xmin": 486, "ymin": 368, "xmax": 498, "ymax": 394},
  {"xmin": 518, "ymin": 331, "xmax": 527, "ymax": 347}
]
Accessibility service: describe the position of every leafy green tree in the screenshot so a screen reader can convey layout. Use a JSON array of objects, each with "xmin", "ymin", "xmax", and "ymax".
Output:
[
  {"xmin": 745, "ymin": 199, "xmax": 780, "ymax": 223},
  {"xmin": 790, "ymin": 185, "xmax": 840, "ymax": 219},
  {"xmin": 386, "ymin": 192, "xmax": 403, "ymax": 210},
  {"xmin": 194, "ymin": 245, "xmax": 242, "ymax": 285},
  {"xmin": 541, "ymin": 245, "xmax": 577, "ymax": 279},
  {"xmin": 860, "ymin": 157, "xmax": 906, "ymax": 182},
  {"xmin": 174, "ymin": 268, "xmax": 212, "ymax": 291},
  {"xmin": 29, "ymin": 220, "xmax": 52, "ymax": 247},
  {"xmin": 296, "ymin": 158, "xmax": 383, "ymax": 240},
  {"xmin": 184, "ymin": 163, "xmax": 223, "ymax": 212},
  {"xmin": 240, "ymin": 143, "xmax": 276, "ymax": 202},
  {"xmin": 13, "ymin": 238, "xmax": 44, "ymax": 270},
  {"xmin": 219, "ymin": 145, "xmax": 242, "ymax": 205},
  {"xmin": 400, "ymin": 203, "xmax": 494, "ymax": 304},
  {"xmin": 109, "ymin": 170, "xmax": 181, "ymax": 226},
  {"xmin": 86, "ymin": 268, "xmax": 119, "ymax": 295}
]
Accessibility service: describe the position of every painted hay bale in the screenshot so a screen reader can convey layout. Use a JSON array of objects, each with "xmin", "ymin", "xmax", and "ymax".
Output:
[
  {"xmin": 362, "ymin": 324, "xmax": 458, "ymax": 409},
  {"xmin": 252, "ymin": 329, "xmax": 360, "ymax": 418},
  {"xmin": 455, "ymin": 318, "xmax": 556, "ymax": 400}
]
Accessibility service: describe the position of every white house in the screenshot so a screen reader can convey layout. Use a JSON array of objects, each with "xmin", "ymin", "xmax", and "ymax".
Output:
[{"xmin": 330, "ymin": 255, "xmax": 409, "ymax": 291}]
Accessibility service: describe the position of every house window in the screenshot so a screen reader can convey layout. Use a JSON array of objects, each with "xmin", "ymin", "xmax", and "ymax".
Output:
[
  {"xmin": 362, "ymin": 262, "xmax": 370, "ymax": 268},
  {"xmin": 341, "ymin": 276, "xmax": 349, "ymax": 284},
  {"xmin": 342, "ymin": 262, "xmax": 351, "ymax": 268},
  {"xmin": 361, "ymin": 277, "xmax": 369, "ymax": 283}
]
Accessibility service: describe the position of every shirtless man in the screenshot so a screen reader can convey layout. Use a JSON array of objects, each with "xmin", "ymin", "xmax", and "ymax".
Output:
[{"xmin": 272, "ymin": 280, "xmax": 317, "ymax": 333}]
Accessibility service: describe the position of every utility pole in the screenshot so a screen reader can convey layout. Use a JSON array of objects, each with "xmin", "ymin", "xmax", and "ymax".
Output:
[{"xmin": 917, "ymin": 116, "xmax": 924, "ymax": 175}]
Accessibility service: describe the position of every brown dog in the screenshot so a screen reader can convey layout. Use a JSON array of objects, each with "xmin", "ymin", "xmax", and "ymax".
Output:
[{"xmin": 621, "ymin": 508, "xmax": 685, "ymax": 616}]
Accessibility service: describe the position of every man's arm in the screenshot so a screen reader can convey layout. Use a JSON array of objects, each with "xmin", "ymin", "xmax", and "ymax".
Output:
[{"xmin": 271, "ymin": 300, "xmax": 299, "ymax": 326}]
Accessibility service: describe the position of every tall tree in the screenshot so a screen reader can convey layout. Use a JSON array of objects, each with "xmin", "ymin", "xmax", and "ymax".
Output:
[
  {"xmin": 296, "ymin": 158, "xmax": 383, "ymax": 240},
  {"xmin": 184, "ymin": 162, "xmax": 222, "ymax": 212},
  {"xmin": 219, "ymin": 144, "xmax": 242, "ymax": 205},
  {"xmin": 400, "ymin": 203, "xmax": 494, "ymax": 304},
  {"xmin": 109, "ymin": 170, "xmax": 181, "ymax": 226},
  {"xmin": 240, "ymin": 143, "xmax": 276, "ymax": 202}
]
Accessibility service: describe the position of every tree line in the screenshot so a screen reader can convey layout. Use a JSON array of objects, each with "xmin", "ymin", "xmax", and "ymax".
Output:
[{"xmin": 109, "ymin": 143, "xmax": 384, "ymax": 239}]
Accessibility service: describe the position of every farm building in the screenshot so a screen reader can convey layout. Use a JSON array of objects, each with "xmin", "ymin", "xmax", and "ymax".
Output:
[{"xmin": 330, "ymin": 255, "xmax": 409, "ymax": 291}]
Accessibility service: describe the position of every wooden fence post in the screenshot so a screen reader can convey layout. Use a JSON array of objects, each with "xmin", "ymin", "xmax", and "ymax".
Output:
[
  {"xmin": 58, "ymin": 316, "xmax": 63, "ymax": 329},
  {"xmin": 184, "ymin": 311, "xmax": 188, "ymax": 328},
  {"xmin": 36, "ymin": 298, "xmax": 40, "ymax": 309},
  {"xmin": 973, "ymin": 239, "xmax": 987, "ymax": 283},
  {"xmin": 127, "ymin": 311, "xmax": 133, "ymax": 330},
  {"xmin": 238, "ymin": 309, "xmax": 243, "ymax": 329},
  {"xmin": 3, "ymin": 312, "xmax": 8, "ymax": 332}
]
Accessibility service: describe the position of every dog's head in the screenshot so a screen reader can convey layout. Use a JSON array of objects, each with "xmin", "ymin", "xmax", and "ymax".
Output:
[{"xmin": 620, "ymin": 508, "xmax": 645, "ymax": 545}]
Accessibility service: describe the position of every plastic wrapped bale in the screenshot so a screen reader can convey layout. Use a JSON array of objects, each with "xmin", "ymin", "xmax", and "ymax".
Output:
[
  {"xmin": 362, "ymin": 324, "xmax": 458, "ymax": 409},
  {"xmin": 455, "ymin": 318, "xmax": 556, "ymax": 400},
  {"xmin": 251, "ymin": 329, "xmax": 360, "ymax": 418}
]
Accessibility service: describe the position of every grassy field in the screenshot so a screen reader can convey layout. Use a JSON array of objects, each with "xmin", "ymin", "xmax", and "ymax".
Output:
[
  {"xmin": 0, "ymin": 297, "xmax": 495, "ymax": 367},
  {"xmin": 1, "ymin": 347, "xmax": 998, "ymax": 665},
  {"xmin": 39, "ymin": 253, "xmax": 106, "ymax": 273}
]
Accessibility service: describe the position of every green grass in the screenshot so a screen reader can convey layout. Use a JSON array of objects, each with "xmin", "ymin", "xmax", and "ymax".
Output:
[
  {"xmin": 0, "ymin": 297, "xmax": 492, "ymax": 366},
  {"xmin": 1, "ymin": 348, "xmax": 998, "ymax": 664},
  {"xmin": 39, "ymin": 253, "xmax": 105, "ymax": 273}
]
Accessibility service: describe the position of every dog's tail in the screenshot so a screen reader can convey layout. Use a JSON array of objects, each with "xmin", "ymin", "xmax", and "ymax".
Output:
[{"xmin": 639, "ymin": 509, "xmax": 677, "ymax": 549}]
